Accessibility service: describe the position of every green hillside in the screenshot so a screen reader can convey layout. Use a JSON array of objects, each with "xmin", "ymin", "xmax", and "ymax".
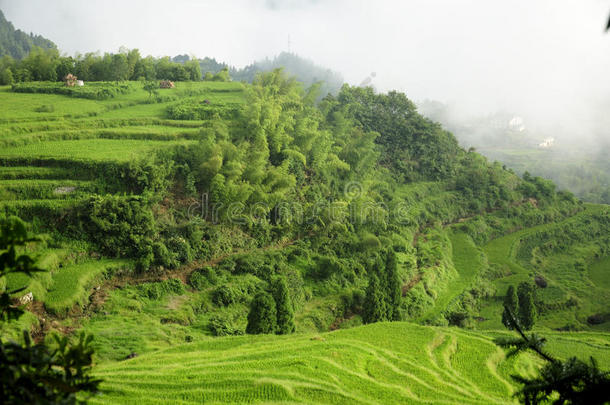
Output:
[
  {"xmin": 0, "ymin": 71, "xmax": 609, "ymax": 403},
  {"xmin": 0, "ymin": 10, "xmax": 56, "ymax": 60},
  {"xmin": 89, "ymin": 322, "xmax": 610, "ymax": 404}
]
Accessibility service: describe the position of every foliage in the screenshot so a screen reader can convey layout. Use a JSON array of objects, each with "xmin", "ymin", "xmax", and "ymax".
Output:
[
  {"xmin": 272, "ymin": 276, "xmax": 296, "ymax": 334},
  {"xmin": 0, "ymin": 216, "xmax": 100, "ymax": 403},
  {"xmin": 246, "ymin": 292, "xmax": 277, "ymax": 334},
  {"xmin": 517, "ymin": 282, "xmax": 537, "ymax": 331},
  {"xmin": 496, "ymin": 307, "xmax": 610, "ymax": 405},
  {"xmin": 0, "ymin": 332, "xmax": 101, "ymax": 404},
  {"xmin": 142, "ymin": 81, "xmax": 158, "ymax": 99},
  {"xmin": 11, "ymin": 81, "xmax": 135, "ymax": 100},
  {"xmin": 208, "ymin": 314, "xmax": 243, "ymax": 337},
  {"xmin": 384, "ymin": 250, "xmax": 402, "ymax": 321},
  {"xmin": 231, "ymin": 52, "xmax": 343, "ymax": 99},
  {"xmin": 502, "ymin": 285, "xmax": 518, "ymax": 330},
  {"xmin": 204, "ymin": 67, "xmax": 231, "ymax": 82},
  {"xmin": 362, "ymin": 274, "xmax": 387, "ymax": 324},
  {"xmin": 211, "ymin": 285, "xmax": 238, "ymax": 306},
  {"xmin": 188, "ymin": 266, "xmax": 217, "ymax": 290},
  {"xmin": 327, "ymin": 85, "xmax": 461, "ymax": 182},
  {"xmin": 362, "ymin": 250, "xmax": 403, "ymax": 324},
  {"xmin": 0, "ymin": 11, "xmax": 56, "ymax": 60}
]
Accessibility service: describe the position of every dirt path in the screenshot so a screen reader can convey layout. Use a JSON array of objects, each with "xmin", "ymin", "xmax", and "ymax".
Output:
[{"xmin": 27, "ymin": 238, "xmax": 298, "ymax": 341}]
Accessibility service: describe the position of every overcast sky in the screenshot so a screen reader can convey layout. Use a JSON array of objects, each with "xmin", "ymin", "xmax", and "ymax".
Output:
[{"xmin": 2, "ymin": 0, "xmax": 610, "ymax": 135}]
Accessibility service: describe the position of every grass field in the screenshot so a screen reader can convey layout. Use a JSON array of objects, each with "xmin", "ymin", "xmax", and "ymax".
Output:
[
  {"xmin": 88, "ymin": 322, "xmax": 610, "ymax": 405},
  {"xmin": 44, "ymin": 259, "xmax": 132, "ymax": 315},
  {"xmin": 477, "ymin": 205, "xmax": 610, "ymax": 331},
  {"xmin": 0, "ymin": 138, "xmax": 197, "ymax": 162},
  {"xmin": 417, "ymin": 231, "xmax": 485, "ymax": 322}
]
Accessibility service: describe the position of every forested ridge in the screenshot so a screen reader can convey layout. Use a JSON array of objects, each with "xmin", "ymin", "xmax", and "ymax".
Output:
[{"xmin": 0, "ymin": 10, "xmax": 56, "ymax": 60}]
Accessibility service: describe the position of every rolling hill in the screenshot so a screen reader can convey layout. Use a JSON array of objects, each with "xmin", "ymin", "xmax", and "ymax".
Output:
[
  {"xmin": 89, "ymin": 322, "xmax": 610, "ymax": 404},
  {"xmin": 0, "ymin": 73, "xmax": 608, "ymax": 403}
]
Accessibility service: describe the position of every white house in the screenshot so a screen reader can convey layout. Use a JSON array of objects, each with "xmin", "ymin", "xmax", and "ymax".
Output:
[{"xmin": 539, "ymin": 137, "xmax": 555, "ymax": 148}]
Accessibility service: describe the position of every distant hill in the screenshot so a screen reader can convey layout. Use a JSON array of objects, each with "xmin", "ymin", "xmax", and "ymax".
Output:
[
  {"xmin": 0, "ymin": 9, "xmax": 57, "ymax": 59},
  {"xmin": 232, "ymin": 52, "xmax": 344, "ymax": 97},
  {"xmin": 190, "ymin": 52, "xmax": 344, "ymax": 97}
]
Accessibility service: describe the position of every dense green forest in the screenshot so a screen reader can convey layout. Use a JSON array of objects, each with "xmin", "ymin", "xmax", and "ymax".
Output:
[
  {"xmin": 0, "ymin": 11, "xmax": 609, "ymax": 404},
  {"xmin": 0, "ymin": 43, "xmax": 342, "ymax": 100}
]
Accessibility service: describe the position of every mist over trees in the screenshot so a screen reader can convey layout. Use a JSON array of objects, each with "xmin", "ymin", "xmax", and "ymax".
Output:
[
  {"xmin": 418, "ymin": 100, "xmax": 610, "ymax": 205},
  {"xmin": 230, "ymin": 52, "xmax": 344, "ymax": 98}
]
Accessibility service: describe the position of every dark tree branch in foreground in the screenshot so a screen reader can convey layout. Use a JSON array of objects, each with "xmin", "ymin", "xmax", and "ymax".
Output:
[
  {"xmin": 495, "ymin": 306, "xmax": 610, "ymax": 405},
  {"xmin": 0, "ymin": 216, "xmax": 101, "ymax": 404}
]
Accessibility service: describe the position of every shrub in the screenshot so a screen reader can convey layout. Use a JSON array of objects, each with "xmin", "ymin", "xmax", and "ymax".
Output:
[
  {"xmin": 362, "ymin": 274, "xmax": 387, "ymax": 324},
  {"xmin": 502, "ymin": 285, "xmax": 518, "ymax": 330},
  {"xmin": 163, "ymin": 278, "xmax": 186, "ymax": 295},
  {"xmin": 166, "ymin": 236, "xmax": 193, "ymax": 264},
  {"xmin": 153, "ymin": 242, "xmax": 177, "ymax": 269},
  {"xmin": 34, "ymin": 104, "xmax": 54, "ymax": 113},
  {"xmin": 272, "ymin": 277, "xmax": 295, "ymax": 334},
  {"xmin": 208, "ymin": 314, "xmax": 243, "ymax": 336},
  {"xmin": 246, "ymin": 292, "xmax": 277, "ymax": 334},
  {"xmin": 137, "ymin": 279, "xmax": 185, "ymax": 300},
  {"xmin": 201, "ymin": 266, "xmax": 218, "ymax": 284},
  {"xmin": 360, "ymin": 233, "xmax": 381, "ymax": 251},
  {"xmin": 340, "ymin": 289, "xmax": 365, "ymax": 315},
  {"xmin": 211, "ymin": 285, "xmax": 237, "ymax": 307},
  {"xmin": 188, "ymin": 267, "xmax": 217, "ymax": 291},
  {"xmin": 11, "ymin": 81, "xmax": 134, "ymax": 100}
]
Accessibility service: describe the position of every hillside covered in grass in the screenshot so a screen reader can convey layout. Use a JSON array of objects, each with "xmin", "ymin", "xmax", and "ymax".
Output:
[
  {"xmin": 89, "ymin": 322, "xmax": 610, "ymax": 404},
  {"xmin": 0, "ymin": 67, "xmax": 608, "ymax": 403}
]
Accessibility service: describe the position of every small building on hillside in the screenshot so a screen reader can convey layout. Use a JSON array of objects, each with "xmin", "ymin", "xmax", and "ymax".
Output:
[
  {"xmin": 539, "ymin": 137, "xmax": 555, "ymax": 148},
  {"xmin": 64, "ymin": 73, "xmax": 78, "ymax": 87}
]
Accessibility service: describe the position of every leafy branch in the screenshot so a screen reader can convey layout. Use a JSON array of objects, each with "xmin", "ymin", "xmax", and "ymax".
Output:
[{"xmin": 495, "ymin": 306, "xmax": 610, "ymax": 404}]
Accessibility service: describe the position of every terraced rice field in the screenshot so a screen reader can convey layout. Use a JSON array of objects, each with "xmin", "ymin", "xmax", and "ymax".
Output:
[
  {"xmin": 44, "ymin": 259, "xmax": 132, "ymax": 314},
  {"xmin": 417, "ymin": 231, "xmax": 485, "ymax": 322},
  {"xmin": 0, "ymin": 81, "xmax": 243, "ymax": 211},
  {"xmin": 0, "ymin": 81, "xmax": 244, "ymax": 317},
  {"xmin": 477, "ymin": 205, "xmax": 610, "ymax": 330},
  {"xmin": 89, "ymin": 322, "xmax": 610, "ymax": 404}
]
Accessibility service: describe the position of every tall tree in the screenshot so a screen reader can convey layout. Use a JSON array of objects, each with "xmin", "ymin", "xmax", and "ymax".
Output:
[
  {"xmin": 184, "ymin": 59, "xmax": 202, "ymax": 81},
  {"xmin": 362, "ymin": 273, "xmax": 387, "ymax": 324},
  {"xmin": 502, "ymin": 285, "xmax": 518, "ymax": 330},
  {"xmin": 246, "ymin": 292, "xmax": 277, "ymax": 334},
  {"xmin": 272, "ymin": 277, "xmax": 296, "ymax": 334},
  {"xmin": 385, "ymin": 249, "xmax": 402, "ymax": 321},
  {"xmin": 517, "ymin": 282, "xmax": 536, "ymax": 331}
]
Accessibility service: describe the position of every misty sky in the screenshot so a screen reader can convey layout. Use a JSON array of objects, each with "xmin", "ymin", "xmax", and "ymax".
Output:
[{"xmin": 2, "ymin": 0, "xmax": 610, "ymax": 136}]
